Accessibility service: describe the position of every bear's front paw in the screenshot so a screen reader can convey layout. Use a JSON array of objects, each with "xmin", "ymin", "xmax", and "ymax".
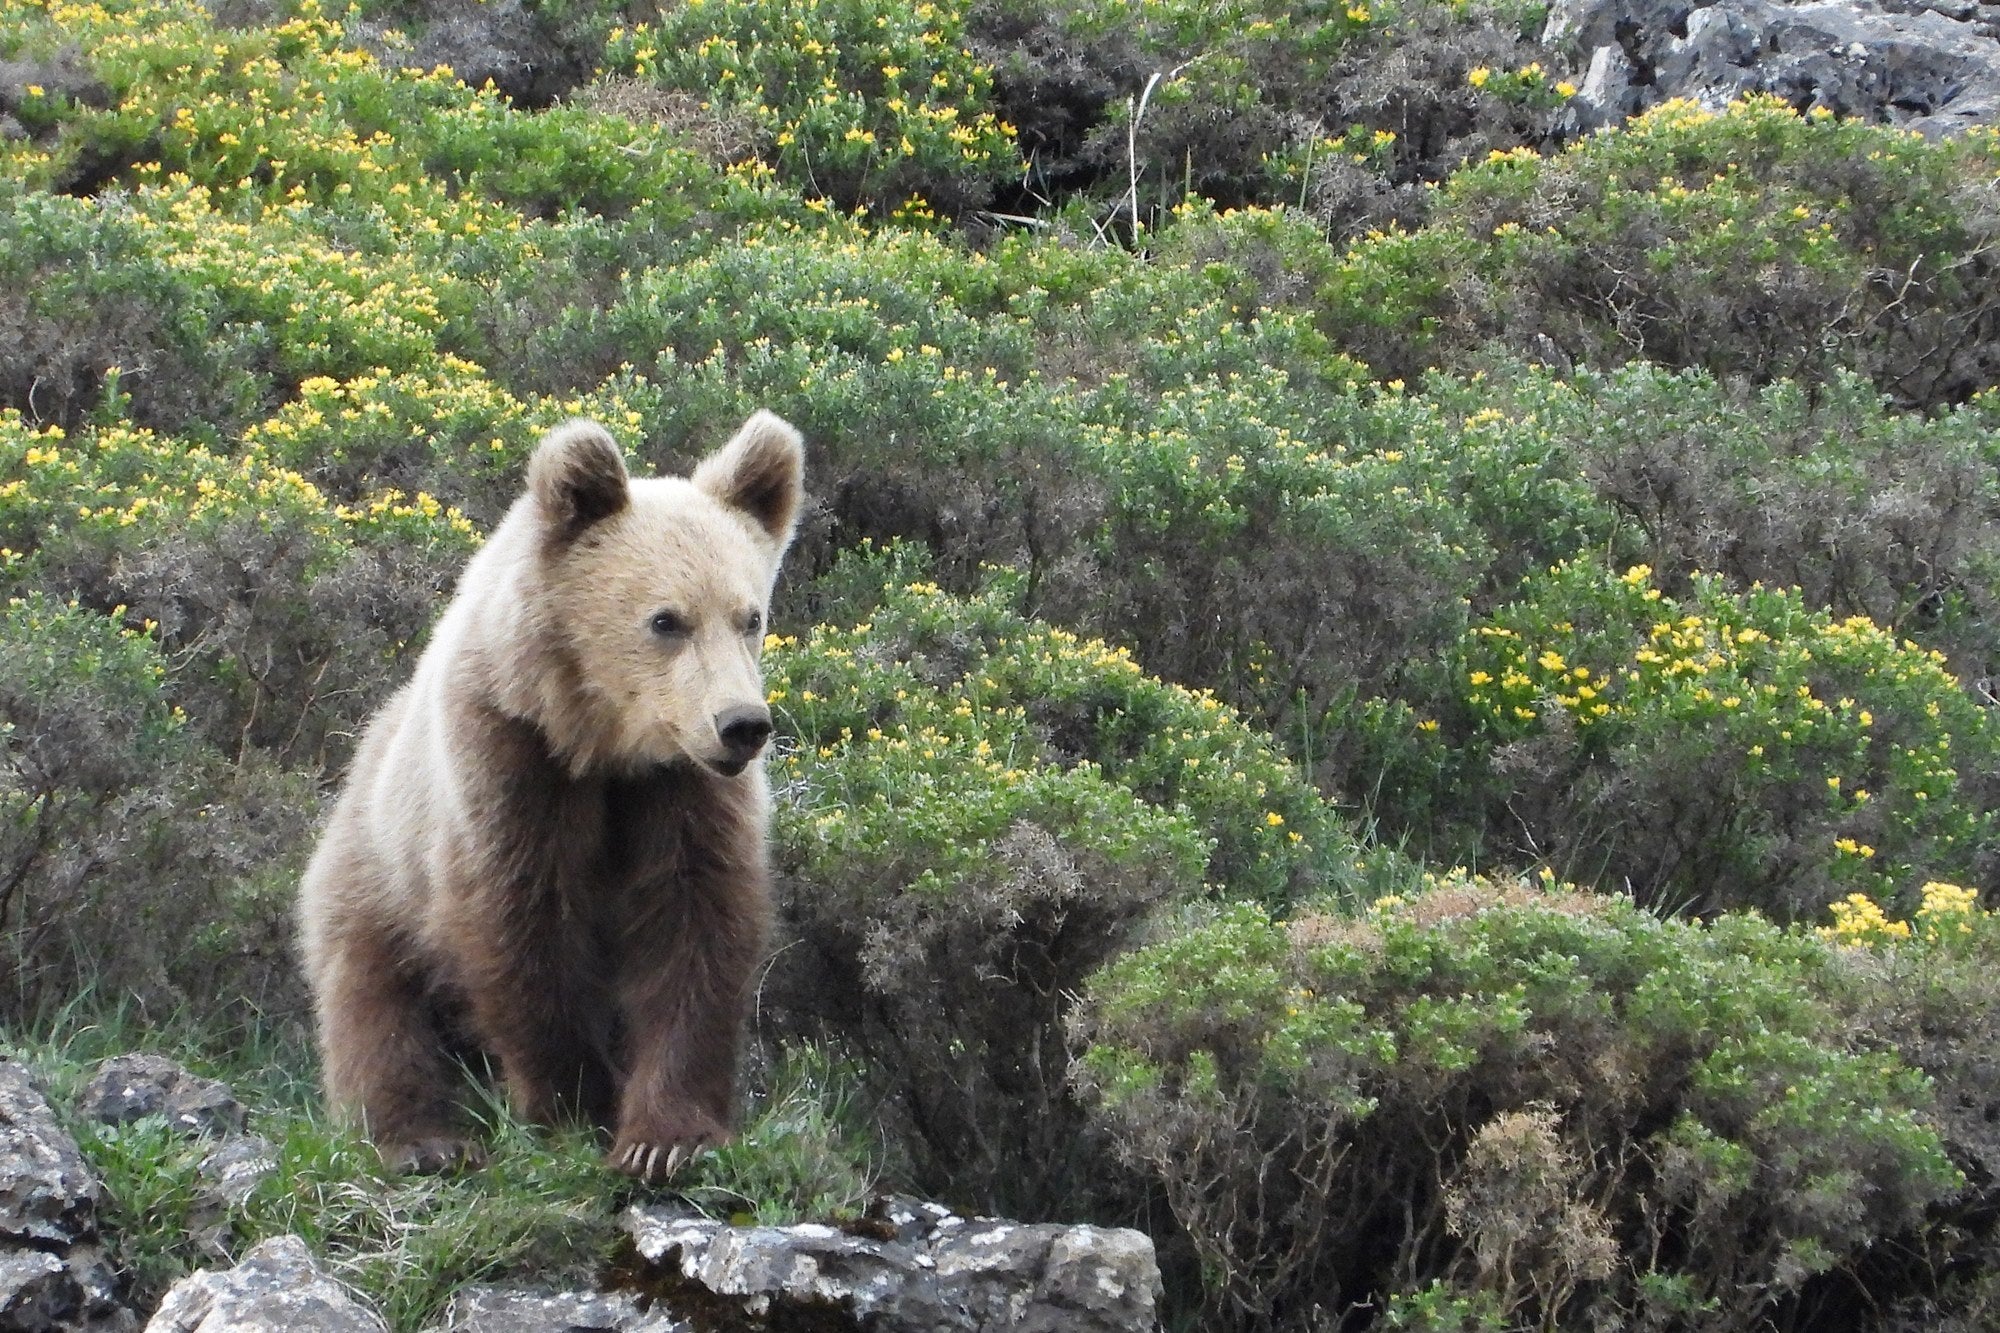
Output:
[
  {"xmin": 609, "ymin": 1112, "xmax": 728, "ymax": 1183},
  {"xmin": 380, "ymin": 1134, "xmax": 484, "ymax": 1175}
]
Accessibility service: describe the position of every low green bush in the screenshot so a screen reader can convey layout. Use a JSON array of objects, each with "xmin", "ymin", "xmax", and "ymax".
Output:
[
  {"xmin": 0, "ymin": 183, "xmax": 267, "ymax": 435},
  {"xmin": 0, "ymin": 594, "xmax": 313, "ymax": 1020},
  {"xmin": 1323, "ymin": 99, "xmax": 2000, "ymax": 408},
  {"xmin": 1076, "ymin": 873, "xmax": 1973, "ymax": 1330},
  {"xmin": 1422, "ymin": 362, "xmax": 2000, "ymax": 674},
  {"xmin": 974, "ymin": 0, "xmax": 1571, "ymax": 230}
]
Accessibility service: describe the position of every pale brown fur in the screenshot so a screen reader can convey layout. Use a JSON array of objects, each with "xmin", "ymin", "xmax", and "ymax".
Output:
[{"xmin": 297, "ymin": 411, "xmax": 804, "ymax": 1179}]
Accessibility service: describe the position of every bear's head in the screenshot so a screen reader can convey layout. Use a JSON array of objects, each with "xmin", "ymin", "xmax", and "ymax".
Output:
[{"xmin": 523, "ymin": 411, "xmax": 805, "ymax": 778}]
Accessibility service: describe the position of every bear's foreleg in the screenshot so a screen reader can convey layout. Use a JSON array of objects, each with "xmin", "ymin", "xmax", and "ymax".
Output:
[
  {"xmin": 313, "ymin": 918, "xmax": 482, "ymax": 1173},
  {"xmin": 607, "ymin": 882, "xmax": 767, "ymax": 1182}
]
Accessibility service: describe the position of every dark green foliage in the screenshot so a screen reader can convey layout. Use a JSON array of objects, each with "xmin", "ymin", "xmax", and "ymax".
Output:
[
  {"xmin": 0, "ymin": 185, "xmax": 270, "ymax": 435},
  {"xmin": 971, "ymin": 0, "xmax": 1573, "ymax": 230},
  {"xmin": 0, "ymin": 596, "xmax": 315, "ymax": 1020}
]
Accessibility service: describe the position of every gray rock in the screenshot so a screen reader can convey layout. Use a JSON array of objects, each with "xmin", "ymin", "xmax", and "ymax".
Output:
[
  {"xmin": 1544, "ymin": 0, "xmax": 2000, "ymax": 135},
  {"xmin": 176, "ymin": 1135, "xmax": 280, "ymax": 1265},
  {"xmin": 929, "ymin": 1222, "xmax": 1162, "ymax": 1332},
  {"xmin": 0, "ymin": 1064, "xmax": 101, "ymax": 1250},
  {"xmin": 425, "ymin": 1286, "xmax": 687, "ymax": 1333},
  {"xmin": 143, "ymin": 1236, "xmax": 385, "ymax": 1333},
  {"xmin": 623, "ymin": 1201, "xmax": 1161, "ymax": 1332},
  {"xmin": 0, "ymin": 1250, "xmax": 79, "ymax": 1330},
  {"xmin": 196, "ymin": 1137, "xmax": 276, "ymax": 1211},
  {"xmin": 58, "ymin": 1246, "xmax": 131, "ymax": 1333},
  {"xmin": 628, "ymin": 1211, "xmax": 935, "ymax": 1324},
  {"xmin": 75, "ymin": 1058, "xmax": 245, "ymax": 1139},
  {"xmin": 0, "ymin": 1066, "xmax": 137, "ymax": 1332},
  {"xmin": 870, "ymin": 1195, "xmax": 958, "ymax": 1247}
]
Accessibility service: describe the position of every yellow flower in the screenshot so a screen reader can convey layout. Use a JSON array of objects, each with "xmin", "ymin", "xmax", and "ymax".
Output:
[
  {"xmin": 1467, "ymin": 67, "xmax": 1491, "ymax": 88},
  {"xmin": 1264, "ymin": 812, "xmax": 1285, "ymax": 828}
]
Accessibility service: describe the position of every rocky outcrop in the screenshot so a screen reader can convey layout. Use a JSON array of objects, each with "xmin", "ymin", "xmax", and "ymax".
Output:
[
  {"xmin": 622, "ymin": 1197, "xmax": 1162, "ymax": 1333},
  {"xmin": 0, "ymin": 1063, "xmax": 134, "ymax": 1332},
  {"xmin": 1545, "ymin": 0, "xmax": 2000, "ymax": 134},
  {"xmin": 142, "ymin": 1237, "xmax": 383, "ymax": 1333}
]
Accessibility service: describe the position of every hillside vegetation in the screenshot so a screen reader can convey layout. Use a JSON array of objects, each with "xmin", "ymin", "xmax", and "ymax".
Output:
[{"xmin": 3, "ymin": 0, "xmax": 2000, "ymax": 1327}]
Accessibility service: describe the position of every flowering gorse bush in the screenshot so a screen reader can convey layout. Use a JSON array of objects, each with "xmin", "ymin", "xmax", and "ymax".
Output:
[
  {"xmin": 1370, "ymin": 559, "xmax": 1996, "ymax": 918},
  {"xmin": 604, "ymin": 0, "xmax": 1019, "ymax": 214},
  {"xmin": 1823, "ymin": 879, "xmax": 1993, "ymax": 949}
]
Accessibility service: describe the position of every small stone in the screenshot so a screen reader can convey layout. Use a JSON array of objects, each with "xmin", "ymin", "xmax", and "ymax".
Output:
[
  {"xmin": 0, "ymin": 1249, "xmax": 81, "ymax": 1329},
  {"xmin": 197, "ymin": 1137, "xmax": 277, "ymax": 1210},
  {"xmin": 866, "ymin": 1194, "xmax": 957, "ymax": 1246},
  {"xmin": 75, "ymin": 1057, "xmax": 245, "ymax": 1139}
]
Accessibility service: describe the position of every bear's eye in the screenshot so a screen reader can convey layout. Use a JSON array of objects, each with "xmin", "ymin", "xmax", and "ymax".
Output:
[
  {"xmin": 648, "ymin": 609, "xmax": 689, "ymax": 637},
  {"xmin": 744, "ymin": 610, "xmax": 763, "ymax": 637}
]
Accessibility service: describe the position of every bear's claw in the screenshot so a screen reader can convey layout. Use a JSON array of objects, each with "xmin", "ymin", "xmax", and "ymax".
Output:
[
  {"xmin": 382, "ymin": 1135, "xmax": 484, "ymax": 1175},
  {"xmin": 610, "ymin": 1138, "xmax": 706, "ymax": 1183}
]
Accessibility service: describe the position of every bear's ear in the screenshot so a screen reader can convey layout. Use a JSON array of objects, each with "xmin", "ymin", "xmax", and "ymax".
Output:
[
  {"xmin": 529, "ymin": 419, "xmax": 630, "ymax": 544},
  {"xmin": 692, "ymin": 409, "xmax": 805, "ymax": 548}
]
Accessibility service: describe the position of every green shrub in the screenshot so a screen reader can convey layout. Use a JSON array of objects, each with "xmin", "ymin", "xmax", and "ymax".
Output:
[
  {"xmin": 974, "ymin": 0, "xmax": 1571, "ymax": 230},
  {"xmin": 0, "ymin": 594, "xmax": 317, "ymax": 1020},
  {"xmin": 1359, "ymin": 559, "xmax": 1998, "ymax": 918},
  {"xmin": 1815, "ymin": 885, "xmax": 2000, "ymax": 1330},
  {"xmin": 0, "ymin": 408, "xmax": 475, "ymax": 768},
  {"xmin": 1076, "ymin": 873, "xmax": 1967, "ymax": 1330},
  {"xmin": 1323, "ymin": 98, "xmax": 2000, "ymax": 407},
  {"xmin": 759, "ymin": 557, "xmax": 1361, "ymax": 1210}
]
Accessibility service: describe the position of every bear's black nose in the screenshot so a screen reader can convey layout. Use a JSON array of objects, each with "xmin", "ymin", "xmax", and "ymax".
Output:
[{"xmin": 717, "ymin": 706, "xmax": 774, "ymax": 762}]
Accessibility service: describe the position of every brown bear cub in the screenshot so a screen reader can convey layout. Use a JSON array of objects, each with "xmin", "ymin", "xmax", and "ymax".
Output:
[{"xmin": 297, "ymin": 411, "xmax": 804, "ymax": 1181}]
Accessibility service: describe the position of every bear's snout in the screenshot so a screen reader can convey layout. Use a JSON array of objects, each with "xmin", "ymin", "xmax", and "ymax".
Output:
[{"xmin": 714, "ymin": 704, "xmax": 774, "ymax": 774}]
